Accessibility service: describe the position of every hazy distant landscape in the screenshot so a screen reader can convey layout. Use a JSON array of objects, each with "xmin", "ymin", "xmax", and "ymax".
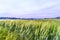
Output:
[
  {"xmin": 0, "ymin": 17, "xmax": 60, "ymax": 19},
  {"xmin": 0, "ymin": 0, "xmax": 60, "ymax": 40}
]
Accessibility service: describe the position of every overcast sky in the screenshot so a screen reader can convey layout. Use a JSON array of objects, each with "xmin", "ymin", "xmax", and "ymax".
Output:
[{"xmin": 0, "ymin": 0, "xmax": 60, "ymax": 18}]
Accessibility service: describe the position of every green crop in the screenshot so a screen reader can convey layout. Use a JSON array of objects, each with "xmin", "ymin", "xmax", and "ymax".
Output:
[{"xmin": 0, "ymin": 19, "xmax": 60, "ymax": 40}]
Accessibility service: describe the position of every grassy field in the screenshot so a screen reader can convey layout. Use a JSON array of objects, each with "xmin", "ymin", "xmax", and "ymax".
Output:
[{"xmin": 0, "ymin": 19, "xmax": 60, "ymax": 40}]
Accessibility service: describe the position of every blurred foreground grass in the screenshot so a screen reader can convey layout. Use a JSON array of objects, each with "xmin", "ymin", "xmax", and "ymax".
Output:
[{"xmin": 0, "ymin": 19, "xmax": 60, "ymax": 40}]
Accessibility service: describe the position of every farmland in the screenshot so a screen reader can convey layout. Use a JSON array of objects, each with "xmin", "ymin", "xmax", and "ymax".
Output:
[{"xmin": 0, "ymin": 19, "xmax": 60, "ymax": 40}]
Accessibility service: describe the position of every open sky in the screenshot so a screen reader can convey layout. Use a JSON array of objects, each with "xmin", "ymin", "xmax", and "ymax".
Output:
[{"xmin": 0, "ymin": 0, "xmax": 60, "ymax": 18}]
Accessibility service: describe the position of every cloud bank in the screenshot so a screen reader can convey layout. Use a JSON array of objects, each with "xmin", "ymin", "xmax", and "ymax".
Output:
[{"xmin": 0, "ymin": 0, "xmax": 60, "ymax": 18}]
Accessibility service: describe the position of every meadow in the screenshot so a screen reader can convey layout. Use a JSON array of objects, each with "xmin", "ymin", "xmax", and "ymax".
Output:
[{"xmin": 0, "ymin": 19, "xmax": 60, "ymax": 40}]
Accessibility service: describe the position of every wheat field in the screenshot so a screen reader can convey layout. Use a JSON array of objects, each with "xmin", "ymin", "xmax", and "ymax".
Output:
[{"xmin": 0, "ymin": 19, "xmax": 60, "ymax": 40}]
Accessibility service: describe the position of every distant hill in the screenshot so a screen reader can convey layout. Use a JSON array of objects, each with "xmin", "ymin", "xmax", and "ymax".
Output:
[
  {"xmin": 0, "ymin": 17, "xmax": 44, "ymax": 20},
  {"xmin": 0, "ymin": 17, "xmax": 60, "ymax": 20},
  {"xmin": 56, "ymin": 17, "xmax": 60, "ymax": 19},
  {"xmin": 0, "ymin": 17, "xmax": 19, "ymax": 19}
]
